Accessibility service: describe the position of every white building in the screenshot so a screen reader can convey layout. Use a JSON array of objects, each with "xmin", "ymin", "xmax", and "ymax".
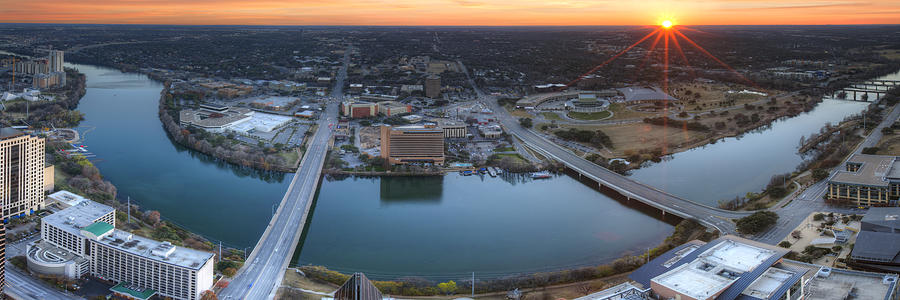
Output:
[
  {"xmin": 89, "ymin": 228, "xmax": 215, "ymax": 300},
  {"xmin": 31, "ymin": 199, "xmax": 115, "ymax": 279},
  {"xmin": 32, "ymin": 196, "xmax": 215, "ymax": 300}
]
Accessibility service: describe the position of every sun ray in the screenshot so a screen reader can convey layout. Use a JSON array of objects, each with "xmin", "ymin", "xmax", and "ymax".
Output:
[
  {"xmin": 670, "ymin": 29, "xmax": 696, "ymax": 78},
  {"xmin": 565, "ymin": 28, "xmax": 662, "ymax": 87},
  {"xmin": 673, "ymin": 29, "xmax": 758, "ymax": 88}
]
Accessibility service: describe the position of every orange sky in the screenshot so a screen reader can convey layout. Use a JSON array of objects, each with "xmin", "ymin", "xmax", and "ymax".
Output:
[{"xmin": 0, "ymin": 0, "xmax": 898, "ymax": 26}]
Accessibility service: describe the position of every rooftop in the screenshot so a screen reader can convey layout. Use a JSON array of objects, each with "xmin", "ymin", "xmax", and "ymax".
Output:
[
  {"xmin": 799, "ymin": 264, "xmax": 898, "ymax": 300},
  {"xmin": 95, "ymin": 229, "xmax": 214, "ymax": 270},
  {"xmin": 652, "ymin": 239, "xmax": 780, "ymax": 300},
  {"xmin": 851, "ymin": 230, "xmax": 900, "ymax": 263},
  {"xmin": 829, "ymin": 154, "xmax": 898, "ymax": 187},
  {"xmin": 740, "ymin": 267, "xmax": 796, "ymax": 299},
  {"xmin": 0, "ymin": 127, "xmax": 25, "ymax": 140},
  {"xmin": 42, "ymin": 200, "xmax": 115, "ymax": 237},
  {"xmin": 861, "ymin": 207, "xmax": 900, "ymax": 229},
  {"xmin": 111, "ymin": 281, "xmax": 157, "ymax": 300},
  {"xmin": 81, "ymin": 221, "xmax": 114, "ymax": 238},
  {"xmin": 47, "ymin": 190, "xmax": 89, "ymax": 207}
]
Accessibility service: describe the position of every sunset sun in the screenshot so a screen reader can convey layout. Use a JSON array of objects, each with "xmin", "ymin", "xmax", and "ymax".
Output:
[{"xmin": 661, "ymin": 20, "xmax": 673, "ymax": 28}]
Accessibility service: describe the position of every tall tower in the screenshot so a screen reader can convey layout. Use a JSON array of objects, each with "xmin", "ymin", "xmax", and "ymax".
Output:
[
  {"xmin": 48, "ymin": 50, "xmax": 64, "ymax": 73},
  {"xmin": 0, "ymin": 128, "xmax": 45, "ymax": 221},
  {"xmin": 425, "ymin": 75, "xmax": 441, "ymax": 99}
]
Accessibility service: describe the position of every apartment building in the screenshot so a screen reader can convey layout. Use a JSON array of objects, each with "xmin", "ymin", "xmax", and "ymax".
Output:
[{"xmin": 0, "ymin": 128, "xmax": 46, "ymax": 221}]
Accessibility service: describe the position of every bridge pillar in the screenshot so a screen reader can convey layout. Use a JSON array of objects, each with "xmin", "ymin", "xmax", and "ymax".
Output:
[{"xmin": 853, "ymin": 90, "xmax": 857, "ymax": 101}]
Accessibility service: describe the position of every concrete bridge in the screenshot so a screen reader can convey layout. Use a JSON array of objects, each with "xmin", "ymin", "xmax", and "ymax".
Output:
[
  {"xmin": 456, "ymin": 61, "xmax": 751, "ymax": 235},
  {"xmin": 220, "ymin": 48, "xmax": 349, "ymax": 300}
]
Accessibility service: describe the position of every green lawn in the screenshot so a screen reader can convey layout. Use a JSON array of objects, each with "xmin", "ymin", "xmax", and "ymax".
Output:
[
  {"xmin": 567, "ymin": 111, "xmax": 612, "ymax": 120},
  {"xmin": 541, "ymin": 112, "xmax": 563, "ymax": 121}
]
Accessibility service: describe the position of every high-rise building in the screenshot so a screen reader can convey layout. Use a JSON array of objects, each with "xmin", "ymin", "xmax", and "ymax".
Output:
[
  {"xmin": 14, "ymin": 59, "xmax": 49, "ymax": 75},
  {"xmin": 425, "ymin": 75, "xmax": 441, "ymax": 99},
  {"xmin": 48, "ymin": 50, "xmax": 64, "ymax": 73},
  {"xmin": 0, "ymin": 217, "xmax": 5, "ymax": 295},
  {"xmin": 0, "ymin": 128, "xmax": 45, "ymax": 221},
  {"xmin": 380, "ymin": 124, "xmax": 444, "ymax": 165}
]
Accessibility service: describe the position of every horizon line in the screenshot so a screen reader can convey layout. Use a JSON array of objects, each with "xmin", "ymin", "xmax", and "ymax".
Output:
[{"xmin": 2, "ymin": 22, "xmax": 900, "ymax": 27}]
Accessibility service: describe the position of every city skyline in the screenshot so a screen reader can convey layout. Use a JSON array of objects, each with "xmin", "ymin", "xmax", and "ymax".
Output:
[{"xmin": 0, "ymin": 0, "xmax": 899, "ymax": 26}]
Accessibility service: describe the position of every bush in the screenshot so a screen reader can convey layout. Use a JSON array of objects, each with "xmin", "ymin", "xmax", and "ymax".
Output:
[
  {"xmin": 778, "ymin": 241, "xmax": 792, "ymax": 248},
  {"xmin": 736, "ymin": 211, "xmax": 779, "ymax": 235},
  {"xmin": 813, "ymin": 213, "xmax": 825, "ymax": 221},
  {"xmin": 519, "ymin": 117, "xmax": 533, "ymax": 128},
  {"xmin": 812, "ymin": 169, "xmax": 829, "ymax": 182},
  {"xmin": 862, "ymin": 147, "xmax": 880, "ymax": 154}
]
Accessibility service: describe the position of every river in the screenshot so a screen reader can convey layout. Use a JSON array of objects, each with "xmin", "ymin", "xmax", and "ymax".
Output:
[
  {"xmin": 65, "ymin": 60, "xmax": 897, "ymax": 279},
  {"xmin": 630, "ymin": 71, "xmax": 900, "ymax": 206}
]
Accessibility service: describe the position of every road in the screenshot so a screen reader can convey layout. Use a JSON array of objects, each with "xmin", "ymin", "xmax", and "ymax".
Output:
[
  {"xmin": 457, "ymin": 61, "xmax": 751, "ymax": 234},
  {"xmin": 219, "ymin": 47, "xmax": 348, "ymax": 300},
  {"xmin": 4, "ymin": 236, "xmax": 84, "ymax": 300}
]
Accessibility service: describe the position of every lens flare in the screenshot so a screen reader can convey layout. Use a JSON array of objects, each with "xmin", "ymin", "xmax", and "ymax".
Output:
[{"xmin": 661, "ymin": 20, "xmax": 673, "ymax": 28}]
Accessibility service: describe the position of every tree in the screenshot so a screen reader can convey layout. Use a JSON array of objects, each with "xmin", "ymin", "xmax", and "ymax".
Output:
[
  {"xmin": 437, "ymin": 280, "xmax": 458, "ymax": 295},
  {"xmin": 736, "ymin": 211, "xmax": 779, "ymax": 235},
  {"xmin": 200, "ymin": 290, "xmax": 219, "ymax": 300},
  {"xmin": 812, "ymin": 169, "xmax": 829, "ymax": 182},
  {"xmin": 778, "ymin": 241, "xmax": 792, "ymax": 248},
  {"xmin": 519, "ymin": 117, "xmax": 533, "ymax": 128},
  {"xmin": 145, "ymin": 210, "xmax": 161, "ymax": 227}
]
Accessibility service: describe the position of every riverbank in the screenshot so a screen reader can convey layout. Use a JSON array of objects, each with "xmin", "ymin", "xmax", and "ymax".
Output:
[
  {"xmin": 284, "ymin": 218, "xmax": 715, "ymax": 298},
  {"xmin": 156, "ymin": 81, "xmax": 303, "ymax": 173}
]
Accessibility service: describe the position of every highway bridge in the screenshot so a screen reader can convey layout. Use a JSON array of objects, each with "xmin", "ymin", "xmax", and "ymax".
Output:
[
  {"xmin": 458, "ymin": 61, "xmax": 752, "ymax": 234},
  {"xmin": 220, "ymin": 48, "xmax": 349, "ymax": 300}
]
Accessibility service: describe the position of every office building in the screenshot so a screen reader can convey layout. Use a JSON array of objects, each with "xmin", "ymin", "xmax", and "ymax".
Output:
[
  {"xmin": 380, "ymin": 125, "xmax": 444, "ymax": 165},
  {"xmin": 377, "ymin": 101, "xmax": 411, "ymax": 117},
  {"xmin": 438, "ymin": 120, "xmax": 467, "ymax": 138},
  {"xmin": 582, "ymin": 235, "xmax": 899, "ymax": 300},
  {"xmin": 341, "ymin": 101, "xmax": 378, "ymax": 118},
  {"xmin": 48, "ymin": 50, "xmax": 64, "ymax": 73},
  {"xmin": 30, "ymin": 196, "xmax": 215, "ymax": 300},
  {"xmin": 425, "ymin": 75, "xmax": 441, "ymax": 99},
  {"xmin": 848, "ymin": 207, "xmax": 900, "ymax": 273},
  {"xmin": 826, "ymin": 154, "xmax": 900, "ymax": 207},
  {"xmin": 0, "ymin": 128, "xmax": 45, "ymax": 221}
]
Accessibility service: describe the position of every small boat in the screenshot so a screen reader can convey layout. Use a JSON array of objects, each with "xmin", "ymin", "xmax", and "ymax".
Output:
[
  {"xmin": 530, "ymin": 171, "xmax": 552, "ymax": 179},
  {"xmin": 461, "ymin": 170, "xmax": 474, "ymax": 176},
  {"xmin": 487, "ymin": 167, "xmax": 498, "ymax": 177}
]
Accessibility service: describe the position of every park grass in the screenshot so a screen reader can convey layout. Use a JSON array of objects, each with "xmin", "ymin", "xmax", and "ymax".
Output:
[
  {"xmin": 606, "ymin": 103, "xmax": 656, "ymax": 120},
  {"xmin": 567, "ymin": 111, "xmax": 612, "ymax": 120},
  {"xmin": 541, "ymin": 112, "xmax": 563, "ymax": 121},
  {"xmin": 279, "ymin": 149, "xmax": 301, "ymax": 167},
  {"xmin": 560, "ymin": 123, "xmax": 704, "ymax": 157},
  {"xmin": 875, "ymin": 132, "xmax": 900, "ymax": 156}
]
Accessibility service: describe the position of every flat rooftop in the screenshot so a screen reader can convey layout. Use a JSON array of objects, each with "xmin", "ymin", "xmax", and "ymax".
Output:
[
  {"xmin": 830, "ymin": 154, "xmax": 897, "ymax": 187},
  {"xmin": 651, "ymin": 238, "xmax": 779, "ymax": 300},
  {"xmin": 806, "ymin": 268, "xmax": 898, "ymax": 300},
  {"xmin": 741, "ymin": 267, "xmax": 796, "ymax": 299},
  {"xmin": 42, "ymin": 200, "xmax": 115, "ymax": 237},
  {"xmin": 96, "ymin": 229, "xmax": 214, "ymax": 270},
  {"xmin": 0, "ymin": 127, "xmax": 25, "ymax": 140},
  {"xmin": 47, "ymin": 190, "xmax": 89, "ymax": 207}
]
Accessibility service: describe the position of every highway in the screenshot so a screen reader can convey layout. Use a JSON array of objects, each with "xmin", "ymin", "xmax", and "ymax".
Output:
[
  {"xmin": 219, "ymin": 47, "xmax": 348, "ymax": 300},
  {"xmin": 457, "ymin": 61, "xmax": 751, "ymax": 234}
]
